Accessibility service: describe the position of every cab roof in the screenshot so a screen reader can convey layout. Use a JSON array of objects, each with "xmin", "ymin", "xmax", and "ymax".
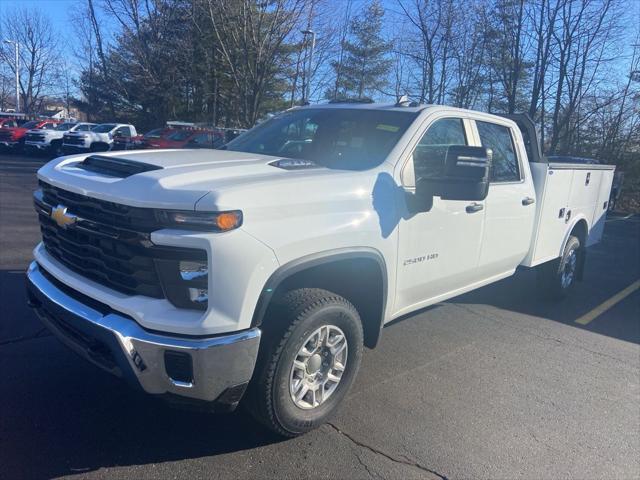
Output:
[{"xmin": 293, "ymin": 101, "xmax": 431, "ymax": 114}]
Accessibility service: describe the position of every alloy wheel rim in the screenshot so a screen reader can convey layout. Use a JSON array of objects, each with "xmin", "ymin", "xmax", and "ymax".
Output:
[
  {"xmin": 561, "ymin": 249, "xmax": 577, "ymax": 288},
  {"xmin": 289, "ymin": 325, "xmax": 348, "ymax": 410}
]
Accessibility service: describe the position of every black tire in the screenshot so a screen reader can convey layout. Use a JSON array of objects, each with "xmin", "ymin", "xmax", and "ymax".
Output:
[
  {"xmin": 50, "ymin": 140, "xmax": 63, "ymax": 158},
  {"xmin": 244, "ymin": 288, "xmax": 364, "ymax": 437},
  {"xmin": 537, "ymin": 235, "xmax": 581, "ymax": 300}
]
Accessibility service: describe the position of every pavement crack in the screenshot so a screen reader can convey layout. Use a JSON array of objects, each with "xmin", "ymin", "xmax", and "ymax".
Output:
[
  {"xmin": 326, "ymin": 423, "xmax": 449, "ymax": 480},
  {"xmin": 353, "ymin": 450, "xmax": 381, "ymax": 480}
]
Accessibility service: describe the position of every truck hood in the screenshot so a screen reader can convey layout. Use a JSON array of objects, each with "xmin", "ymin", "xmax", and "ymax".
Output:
[{"xmin": 37, "ymin": 149, "xmax": 342, "ymax": 210}]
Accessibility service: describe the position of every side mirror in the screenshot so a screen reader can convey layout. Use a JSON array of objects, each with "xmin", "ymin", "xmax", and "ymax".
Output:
[{"xmin": 416, "ymin": 145, "xmax": 492, "ymax": 202}]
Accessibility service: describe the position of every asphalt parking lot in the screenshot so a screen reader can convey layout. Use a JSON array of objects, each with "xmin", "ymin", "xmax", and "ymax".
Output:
[{"xmin": 0, "ymin": 152, "xmax": 638, "ymax": 480}]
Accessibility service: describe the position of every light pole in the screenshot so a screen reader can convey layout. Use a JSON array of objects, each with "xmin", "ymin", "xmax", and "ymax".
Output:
[
  {"xmin": 301, "ymin": 30, "xmax": 316, "ymax": 104},
  {"xmin": 3, "ymin": 39, "xmax": 19, "ymax": 112}
]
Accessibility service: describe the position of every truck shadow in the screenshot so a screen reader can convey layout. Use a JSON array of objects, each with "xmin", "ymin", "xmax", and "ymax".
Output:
[
  {"xmin": 0, "ymin": 269, "xmax": 285, "ymax": 479},
  {"xmin": 1, "ymin": 333, "xmax": 285, "ymax": 478},
  {"xmin": 450, "ymin": 217, "xmax": 639, "ymax": 345}
]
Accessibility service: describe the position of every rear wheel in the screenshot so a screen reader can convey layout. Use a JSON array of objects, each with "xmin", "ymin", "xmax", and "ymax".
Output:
[
  {"xmin": 50, "ymin": 140, "xmax": 63, "ymax": 157},
  {"xmin": 244, "ymin": 288, "xmax": 363, "ymax": 437},
  {"xmin": 537, "ymin": 235, "xmax": 581, "ymax": 299}
]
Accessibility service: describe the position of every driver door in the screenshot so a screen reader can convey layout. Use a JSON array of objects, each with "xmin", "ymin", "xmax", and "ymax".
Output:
[{"xmin": 394, "ymin": 116, "xmax": 486, "ymax": 316}]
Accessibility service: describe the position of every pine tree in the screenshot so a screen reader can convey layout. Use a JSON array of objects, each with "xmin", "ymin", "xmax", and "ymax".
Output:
[{"xmin": 330, "ymin": 0, "xmax": 392, "ymax": 100}]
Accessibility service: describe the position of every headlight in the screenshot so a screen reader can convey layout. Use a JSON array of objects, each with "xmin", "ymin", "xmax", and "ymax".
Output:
[
  {"xmin": 181, "ymin": 260, "xmax": 209, "ymax": 306},
  {"xmin": 156, "ymin": 256, "xmax": 209, "ymax": 310},
  {"xmin": 179, "ymin": 260, "xmax": 208, "ymax": 280},
  {"xmin": 156, "ymin": 210, "xmax": 242, "ymax": 231}
]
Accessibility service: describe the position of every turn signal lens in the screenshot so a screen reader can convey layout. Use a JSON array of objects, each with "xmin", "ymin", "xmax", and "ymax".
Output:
[
  {"xmin": 157, "ymin": 210, "xmax": 242, "ymax": 231},
  {"xmin": 216, "ymin": 212, "xmax": 241, "ymax": 231}
]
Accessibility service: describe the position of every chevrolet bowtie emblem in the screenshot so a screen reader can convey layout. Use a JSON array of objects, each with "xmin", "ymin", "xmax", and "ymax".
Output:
[{"xmin": 51, "ymin": 204, "xmax": 77, "ymax": 229}]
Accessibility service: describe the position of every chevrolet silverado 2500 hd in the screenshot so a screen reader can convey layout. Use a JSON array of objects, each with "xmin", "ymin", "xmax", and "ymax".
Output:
[
  {"xmin": 24, "ymin": 122, "xmax": 97, "ymax": 156},
  {"xmin": 0, "ymin": 119, "xmax": 61, "ymax": 151},
  {"xmin": 62, "ymin": 123, "xmax": 137, "ymax": 154},
  {"xmin": 26, "ymin": 103, "xmax": 614, "ymax": 436}
]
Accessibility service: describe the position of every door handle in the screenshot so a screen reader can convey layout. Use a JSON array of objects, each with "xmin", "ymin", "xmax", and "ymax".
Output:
[
  {"xmin": 522, "ymin": 197, "xmax": 535, "ymax": 206},
  {"xmin": 466, "ymin": 203, "xmax": 484, "ymax": 213}
]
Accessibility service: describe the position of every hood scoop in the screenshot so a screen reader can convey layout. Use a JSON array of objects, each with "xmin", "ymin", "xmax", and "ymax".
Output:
[
  {"xmin": 76, "ymin": 155, "xmax": 163, "ymax": 178},
  {"xmin": 269, "ymin": 158, "xmax": 320, "ymax": 170}
]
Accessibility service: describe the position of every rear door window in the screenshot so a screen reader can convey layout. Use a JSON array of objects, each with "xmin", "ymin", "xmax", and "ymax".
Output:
[
  {"xmin": 115, "ymin": 126, "xmax": 132, "ymax": 137},
  {"xmin": 476, "ymin": 121, "xmax": 520, "ymax": 182}
]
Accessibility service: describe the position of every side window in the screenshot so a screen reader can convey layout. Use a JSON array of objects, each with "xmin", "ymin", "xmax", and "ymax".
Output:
[
  {"xmin": 115, "ymin": 127, "xmax": 131, "ymax": 137},
  {"xmin": 189, "ymin": 133, "xmax": 209, "ymax": 145},
  {"xmin": 476, "ymin": 121, "xmax": 520, "ymax": 182},
  {"xmin": 408, "ymin": 118, "xmax": 467, "ymax": 185}
]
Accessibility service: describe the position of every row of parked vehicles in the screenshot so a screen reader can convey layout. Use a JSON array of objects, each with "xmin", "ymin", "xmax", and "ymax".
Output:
[{"xmin": 0, "ymin": 117, "xmax": 244, "ymax": 157}]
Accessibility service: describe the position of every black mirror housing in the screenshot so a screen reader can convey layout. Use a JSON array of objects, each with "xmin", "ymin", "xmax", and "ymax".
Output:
[{"xmin": 415, "ymin": 145, "xmax": 492, "ymax": 202}]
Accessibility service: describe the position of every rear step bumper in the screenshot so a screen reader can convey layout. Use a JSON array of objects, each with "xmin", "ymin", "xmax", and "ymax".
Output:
[{"xmin": 25, "ymin": 261, "xmax": 261, "ymax": 409}]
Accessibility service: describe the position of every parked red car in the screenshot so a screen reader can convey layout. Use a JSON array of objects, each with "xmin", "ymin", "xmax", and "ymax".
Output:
[
  {"xmin": 145, "ymin": 128, "xmax": 225, "ymax": 150},
  {"xmin": 0, "ymin": 118, "xmax": 20, "ymax": 129},
  {"xmin": 0, "ymin": 119, "xmax": 61, "ymax": 151},
  {"xmin": 137, "ymin": 127, "xmax": 176, "ymax": 149}
]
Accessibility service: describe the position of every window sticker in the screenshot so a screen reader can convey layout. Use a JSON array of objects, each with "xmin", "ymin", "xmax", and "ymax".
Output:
[{"xmin": 376, "ymin": 124, "xmax": 400, "ymax": 132}]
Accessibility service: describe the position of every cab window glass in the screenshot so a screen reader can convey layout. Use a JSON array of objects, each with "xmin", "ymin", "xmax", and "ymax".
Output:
[
  {"xmin": 411, "ymin": 118, "xmax": 467, "ymax": 182},
  {"xmin": 225, "ymin": 109, "xmax": 417, "ymax": 170},
  {"xmin": 476, "ymin": 121, "xmax": 520, "ymax": 182},
  {"xmin": 189, "ymin": 133, "xmax": 211, "ymax": 145}
]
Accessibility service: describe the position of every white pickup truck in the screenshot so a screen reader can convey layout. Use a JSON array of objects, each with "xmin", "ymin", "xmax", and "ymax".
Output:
[
  {"xmin": 62, "ymin": 123, "xmax": 137, "ymax": 154},
  {"xmin": 24, "ymin": 122, "xmax": 96, "ymax": 156},
  {"xmin": 26, "ymin": 103, "xmax": 614, "ymax": 437}
]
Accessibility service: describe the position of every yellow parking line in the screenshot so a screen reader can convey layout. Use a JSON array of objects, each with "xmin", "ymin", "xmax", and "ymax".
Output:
[{"xmin": 575, "ymin": 280, "xmax": 640, "ymax": 325}]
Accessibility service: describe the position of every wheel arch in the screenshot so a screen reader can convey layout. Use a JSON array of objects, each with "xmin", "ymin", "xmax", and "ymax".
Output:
[
  {"xmin": 251, "ymin": 248, "xmax": 388, "ymax": 349},
  {"xmin": 562, "ymin": 216, "xmax": 589, "ymax": 280},
  {"xmin": 561, "ymin": 216, "xmax": 589, "ymax": 256}
]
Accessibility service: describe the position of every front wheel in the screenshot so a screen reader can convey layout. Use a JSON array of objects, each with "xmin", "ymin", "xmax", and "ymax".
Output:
[
  {"xmin": 537, "ymin": 235, "xmax": 581, "ymax": 300},
  {"xmin": 50, "ymin": 140, "xmax": 63, "ymax": 158},
  {"xmin": 244, "ymin": 288, "xmax": 363, "ymax": 437}
]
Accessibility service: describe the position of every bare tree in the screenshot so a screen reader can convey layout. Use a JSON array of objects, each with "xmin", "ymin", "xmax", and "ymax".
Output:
[
  {"xmin": 398, "ymin": 0, "xmax": 452, "ymax": 104},
  {"xmin": 200, "ymin": 0, "xmax": 308, "ymax": 125},
  {"xmin": 0, "ymin": 8, "xmax": 61, "ymax": 114},
  {"xmin": 547, "ymin": 0, "xmax": 621, "ymax": 153}
]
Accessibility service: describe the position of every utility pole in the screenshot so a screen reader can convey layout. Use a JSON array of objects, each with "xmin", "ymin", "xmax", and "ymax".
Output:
[
  {"xmin": 301, "ymin": 30, "xmax": 316, "ymax": 104},
  {"xmin": 3, "ymin": 39, "xmax": 19, "ymax": 112}
]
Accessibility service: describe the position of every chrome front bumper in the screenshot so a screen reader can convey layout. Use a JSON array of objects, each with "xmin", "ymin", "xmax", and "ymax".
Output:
[
  {"xmin": 24, "ymin": 142, "xmax": 49, "ymax": 150},
  {"xmin": 26, "ymin": 261, "xmax": 261, "ymax": 407}
]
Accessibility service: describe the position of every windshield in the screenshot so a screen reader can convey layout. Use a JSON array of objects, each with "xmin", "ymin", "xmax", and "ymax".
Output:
[
  {"xmin": 22, "ymin": 121, "xmax": 39, "ymax": 129},
  {"xmin": 55, "ymin": 123, "xmax": 76, "ymax": 131},
  {"xmin": 92, "ymin": 123, "xmax": 117, "ymax": 133},
  {"xmin": 168, "ymin": 130, "xmax": 192, "ymax": 141},
  {"xmin": 144, "ymin": 128, "xmax": 164, "ymax": 139},
  {"xmin": 224, "ymin": 108, "xmax": 418, "ymax": 170}
]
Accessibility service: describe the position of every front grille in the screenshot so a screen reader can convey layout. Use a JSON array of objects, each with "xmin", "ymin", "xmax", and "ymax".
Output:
[
  {"xmin": 63, "ymin": 135, "xmax": 85, "ymax": 145},
  {"xmin": 40, "ymin": 180, "xmax": 159, "ymax": 231},
  {"xmin": 36, "ymin": 182, "xmax": 206, "ymax": 299},
  {"xmin": 26, "ymin": 133, "xmax": 46, "ymax": 142},
  {"xmin": 0, "ymin": 130, "xmax": 14, "ymax": 141}
]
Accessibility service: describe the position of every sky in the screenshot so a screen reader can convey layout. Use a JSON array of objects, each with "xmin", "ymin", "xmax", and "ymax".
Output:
[
  {"xmin": 1, "ymin": 0, "xmax": 78, "ymax": 30},
  {"xmin": 1, "ymin": 0, "xmax": 84, "ymax": 62}
]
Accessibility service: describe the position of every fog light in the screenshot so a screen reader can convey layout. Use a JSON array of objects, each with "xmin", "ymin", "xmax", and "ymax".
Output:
[
  {"xmin": 179, "ymin": 260, "xmax": 208, "ymax": 281},
  {"xmin": 164, "ymin": 350, "xmax": 193, "ymax": 384},
  {"xmin": 188, "ymin": 288, "xmax": 208, "ymax": 304}
]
